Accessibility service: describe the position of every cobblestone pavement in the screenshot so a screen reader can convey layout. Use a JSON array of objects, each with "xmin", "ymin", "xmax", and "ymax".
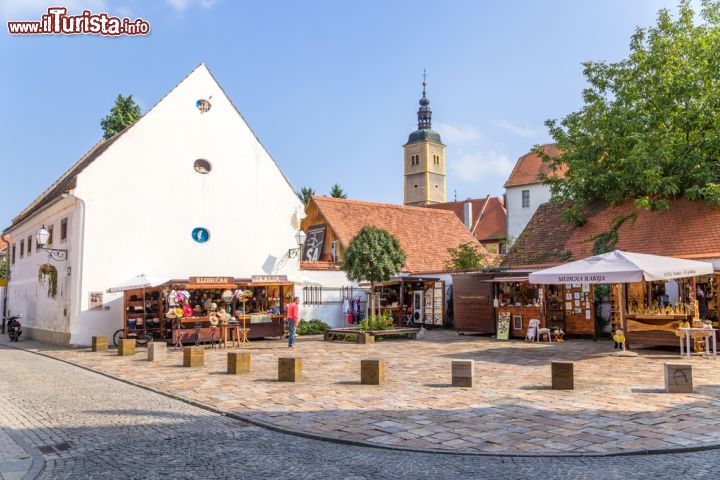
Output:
[
  {"xmin": 3, "ymin": 344, "xmax": 720, "ymax": 479},
  {"xmin": 17, "ymin": 331, "xmax": 720, "ymax": 455}
]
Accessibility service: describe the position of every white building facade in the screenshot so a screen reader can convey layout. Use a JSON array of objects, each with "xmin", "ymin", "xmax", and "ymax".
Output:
[{"xmin": 4, "ymin": 64, "xmax": 305, "ymax": 346}]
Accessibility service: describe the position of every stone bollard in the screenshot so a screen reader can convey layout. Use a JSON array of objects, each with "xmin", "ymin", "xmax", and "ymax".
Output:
[
  {"xmin": 361, "ymin": 358, "xmax": 385, "ymax": 385},
  {"xmin": 227, "ymin": 352, "xmax": 251, "ymax": 375},
  {"xmin": 183, "ymin": 346, "xmax": 204, "ymax": 367},
  {"xmin": 147, "ymin": 342, "xmax": 167, "ymax": 362},
  {"xmin": 551, "ymin": 361, "xmax": 574, "ymax": 390},
  {"xmin": 664, "ymin": 363, "xmax": 693, "ymax": 393},
  {"xmin": 278, "ymin": 357, "xmax": 302, "ymax": 382},
  {"xmin": 451, "ymin": 359, "xmax": 475, "ymax": 387},
  {"xmin": 359, "ymin": 333, "xmax": 375, "ymax": 344},
  {"xmin": 118, "ymin": 338, "xmax": 136, "ymax": 357},
  {"xmin": 92, "ymin": 336, "xmax": 108, "ymax": 352}
]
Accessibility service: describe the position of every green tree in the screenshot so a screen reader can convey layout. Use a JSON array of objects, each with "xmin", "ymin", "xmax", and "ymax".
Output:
[
  {"xmin": 100, "ymin": 94, "xmax": 142, "ymax": 139},
  {"xmin": 297, "ymin": 186, "xmax": 315, "ymax": 206},
  {"xmin": 329, "ymin": 183, "xmax": 348, "ymax": 199},
  {"xmin": 445, "ymin": 242, "xmax": 487, "ymax": 271},
  {"xmin": 540, "ymin": 1, "xmax": 720, "ymax": 225},
  {"xmin": 340, "ymin": 226, "xmax": 406, "ymax": 317},
  {"xmin": 0, "ymin": 256, "xmax": 7, "ymax": 280}
]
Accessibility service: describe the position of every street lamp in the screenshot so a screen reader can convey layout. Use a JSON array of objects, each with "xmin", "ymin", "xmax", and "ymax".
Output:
[
  {"xmin": 35, "ymin": 225, "xmax": 68, "ymax": 261},
  {"xmin": 288, "ymin": 229, "xmax": 307, "ymax": 258}
]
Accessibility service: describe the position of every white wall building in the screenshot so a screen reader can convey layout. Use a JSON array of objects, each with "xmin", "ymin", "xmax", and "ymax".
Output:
[
  {"xmin": 504, "ymin": 144, "xmax": 565, "ymax": 241},
  {"xmin": 4, "ymin": 64, "xmax": 305, "ymax": 346}
]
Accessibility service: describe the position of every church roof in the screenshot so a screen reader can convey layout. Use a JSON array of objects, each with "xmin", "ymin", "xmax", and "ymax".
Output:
[{"xmin": 406, "ymin": 129, "xmax": 443, "ymax": 145}]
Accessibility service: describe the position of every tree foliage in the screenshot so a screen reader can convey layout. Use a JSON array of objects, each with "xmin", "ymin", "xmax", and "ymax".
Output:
[
  {"xmin": 540, "ymin": 1, "xmax": 720, "ymax": 224},
  {"xmin": 341, "ymin": 227, "xmax": 406, "ymax": 285},
  {"xmin": 0, "ymin": 256, "xmax": 7, "ymax": 280},
  {"xmin": 100, "ymin": 94, "xmax": 142, "ymax": 139},
  {"xmin": 445, "ymin": 242, "xmax": 487, "ymax": 271},
  {"xmin": 297, "ymin": 186, "xmax": 315, "ymax": 206},
  {"xmin": 329, "ymin": 183, "xmax": 348, "ymax": 199}
]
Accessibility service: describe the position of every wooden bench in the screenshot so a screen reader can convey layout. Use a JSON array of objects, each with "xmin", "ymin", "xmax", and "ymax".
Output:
[{"xmin": 323, "ymin": 327, "xmax": 420, "ymax": 343}]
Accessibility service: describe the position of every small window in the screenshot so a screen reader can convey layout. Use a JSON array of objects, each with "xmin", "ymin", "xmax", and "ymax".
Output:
[
  {"xmin": 47, "ymin": 225, "xmax": 54, "ymax": 246},
  {"xmin": 521, "ymin": 190, "xmax": 530, "ymax": 208},
  {"xmin": 11, "ymin": 244, "xmax": 15, "ymax": 265},
  {"xmin": 196, "ymin": 99, "xmax": 212, "ymax": 113},
  {"xmin": 60, "ymin": 218, "xmax": 68, "ymax": 242},
  {"xmin": 26, "ymin": 236, "xmax": 31, "ymax": 256},
  {"xmin": 20, "ymin": 239, "xmax": 24, "ymax": 258},
  {"xmin": 499, "ymin": 243, "xmax": 507, "ymax": 254},
  {"xmin": 194, "ymin": 159, "xmax": 212, "ymax": 174}
]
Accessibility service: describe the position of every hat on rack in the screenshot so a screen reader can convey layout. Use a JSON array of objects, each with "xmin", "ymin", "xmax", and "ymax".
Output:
[
  {"xmin": 174, "ymin": 307, "xmax": 184, "ymax": 318},
  {"xmin": 182, "ymin": 304, "xmax": 193, "ymax": 317},
  {"xmin": 165, "ymin": 309, "xmax": 177, "ymax": 319}
]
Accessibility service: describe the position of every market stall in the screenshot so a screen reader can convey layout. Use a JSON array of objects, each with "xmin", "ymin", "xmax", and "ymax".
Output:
[
  {"xmin": 493, "ymin": 277, "xmax": 544, "ymax": 339},
  {"xmin": 529, "ymin": 250, "xmax": 715, "ymax": 349},
  {"xmin": 370, "ymin": 278, "xmax": 445, "ymax": 327}
]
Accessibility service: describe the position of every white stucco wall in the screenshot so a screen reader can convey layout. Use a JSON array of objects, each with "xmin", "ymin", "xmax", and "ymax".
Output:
[
  {"xmin": 505, "ymin": 183, "xmax": 552, "ymax": 241},
  {"xmin": 297, "ymin": 270, "xmax": 362, "ymax": 328},
  {"xmin": 8, "ymin": 65, "xmax": 305, "ymax": 346},
  {"xmin": 5, "ymin": 198, "xmax": 79, "ymax": 344}
]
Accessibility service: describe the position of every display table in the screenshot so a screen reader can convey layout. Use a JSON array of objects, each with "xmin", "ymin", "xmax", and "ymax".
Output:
[{"xmin": 678, "ymin": 327, "xmax": 717, "ymax": 358}]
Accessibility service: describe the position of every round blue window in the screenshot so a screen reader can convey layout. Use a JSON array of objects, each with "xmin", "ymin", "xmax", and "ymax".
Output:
[{"xmin": 192, "ymin": 227, "xmax": 210, "ymax": 243}]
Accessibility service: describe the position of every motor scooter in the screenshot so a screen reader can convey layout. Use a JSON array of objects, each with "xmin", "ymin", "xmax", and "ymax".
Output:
[{"xmin": 7, "ymin": 314, "xmax": 22, "ymax": 342}]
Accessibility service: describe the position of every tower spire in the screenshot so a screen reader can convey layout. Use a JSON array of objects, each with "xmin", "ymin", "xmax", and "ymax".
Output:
[{"xmin": 418, "ymin": 69, "xmax": 432, "ymax": 130}]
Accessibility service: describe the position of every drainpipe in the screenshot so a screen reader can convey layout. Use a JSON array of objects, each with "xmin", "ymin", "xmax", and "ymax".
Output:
[
  {"xmin": 1, "ymin": 234, "xmax": 10, "ymax": 334},
  {"xmin": 65, "ymin": 194, "xmax": 85, "ymax": 346}
]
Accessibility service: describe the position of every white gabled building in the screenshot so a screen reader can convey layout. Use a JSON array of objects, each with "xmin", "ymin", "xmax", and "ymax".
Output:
[{"xmin": 3, "ymin": 64, "xmax": 305, "ymax": 346}]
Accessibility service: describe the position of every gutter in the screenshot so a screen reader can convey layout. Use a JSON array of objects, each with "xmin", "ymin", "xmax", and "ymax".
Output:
[
  {"xmin": 1, "ymin": 235, "xmax": 9, "ymax": 334},
  {"xmin": 66, "ymin": 194, "xmax": 85, "ymax": 345}
]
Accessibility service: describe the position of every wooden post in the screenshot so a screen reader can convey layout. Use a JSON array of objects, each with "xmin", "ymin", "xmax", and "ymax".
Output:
[
  {"xmin": 118, "ymin": 338, "xmax": 136, "ymax": 356},
  {"xmin": 91, "ymin": 336, "xmax": 108, "ymax": 352},
  {"xmin": 183, "ymin": 346, "xmax": 204, "ymax": 367},
  {"xmin": 551, "ymin": 361, "xmax": 574, "ymax": 390},
  {"xmin": 361, "ymin": 358, "xmax": 385, "ymax": 385},
  {"xmin": 451, "ymin": 359, "xmax": 474, "ymax": 387},
  {"xmin": 227, "ymin": 351, "xmax": 251, "ymax": 374},
  {"xmin": 278, "ymin": 357, "xmax": 302, "ymax": 382},
  {"xmin": 147, "ymin": 342, "xmax": 167, "ymax": 362}
]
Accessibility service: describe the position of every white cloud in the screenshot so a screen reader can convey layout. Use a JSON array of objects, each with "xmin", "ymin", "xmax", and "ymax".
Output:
[
  {"xmin": 434, "ymin": 122, "xmax": 483, "ymax": 144},
  {"xmin": 492, "ymin": 119, "xmax": 539, "ymax": 138},
  {"xmin": 165, "ymin": 0, "xmax": 217, "ymax": 12},
  {"xmin": 1, "ymin": 0, "xmax": 107, "ymax": 18},
  {"xmin": 451, "ymin": 150, "xmax": 515, "ymax": 182}
]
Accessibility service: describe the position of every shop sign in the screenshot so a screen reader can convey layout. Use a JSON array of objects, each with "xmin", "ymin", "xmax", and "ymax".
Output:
[
  {"xmin": 189, "ymin": 276, "xmax": 233, "ymax": 285},
  {"xmin": 89, "ymin": 291, "xmax": 104, "ymax": 309},
  {"xmin": 251, "ymin": 275, "xmax": 288, "ymax": 283},
  {"xmin": 302, "ymin": 225, "xmax": 326, "ymax": 262},
  {"xmin": 0, "ymin": 279, "xmax": 7, "ymax": 287}
]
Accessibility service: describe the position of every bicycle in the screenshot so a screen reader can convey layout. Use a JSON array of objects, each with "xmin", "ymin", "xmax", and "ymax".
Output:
[{"xmin": 113, "ymin": 328, "xmax": 153, "ymax": 347}]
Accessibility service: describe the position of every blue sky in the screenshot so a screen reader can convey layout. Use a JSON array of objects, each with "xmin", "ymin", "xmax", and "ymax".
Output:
[{"xmin": 0, "ymin": 0, "xmax": 688, "ymax": 226}]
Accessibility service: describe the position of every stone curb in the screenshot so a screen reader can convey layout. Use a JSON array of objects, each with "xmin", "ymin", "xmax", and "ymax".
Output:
[
  {"xmin": 0, "ymin": 400, "xmax": 46, "ymax": 480},
  {"xmin": 5, "ymin": 342, "xmax": 720, "ymax": 459}
]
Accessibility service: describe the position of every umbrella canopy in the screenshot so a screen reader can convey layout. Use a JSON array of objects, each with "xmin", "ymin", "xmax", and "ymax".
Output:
[
  {"xmin": 106, "ymin": 274, "xmax": 169, "ymax": 293},
  {"xmin": 528, "ymin": 250, "xmax": 714, "ymax": 285}
]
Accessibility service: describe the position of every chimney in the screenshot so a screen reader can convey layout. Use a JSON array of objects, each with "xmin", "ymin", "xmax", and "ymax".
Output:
[{"xmin": 463, "ymin": 201, "xmax": 472, "ymax": 230}]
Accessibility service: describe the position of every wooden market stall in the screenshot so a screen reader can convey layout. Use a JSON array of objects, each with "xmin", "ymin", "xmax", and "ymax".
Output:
[
  {"xmin": 369, "ymin": 278, "xmax": 446, "ymax": 327},
  {"xmin": 121, "ymin": 275, "xmax": 295, "ymax": 345}
]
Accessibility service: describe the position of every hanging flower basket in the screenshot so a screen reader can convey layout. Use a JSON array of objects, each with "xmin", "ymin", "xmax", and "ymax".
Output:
[{"xmin": 38, "ymin": 263, "xmax": 58, "ymax": 298}]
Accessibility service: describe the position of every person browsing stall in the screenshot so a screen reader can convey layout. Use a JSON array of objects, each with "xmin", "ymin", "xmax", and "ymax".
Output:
[{"xmin": 287, "ymin": 297, "xmax": 300, "ymax": 347}]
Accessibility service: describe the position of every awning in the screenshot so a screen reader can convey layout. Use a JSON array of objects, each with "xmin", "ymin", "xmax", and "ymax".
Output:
[
  {"xmin": 107, "ymin": 274, "xmax": 169, "ymax": 293},
  {"xmin": 488, "ymin": 276, "xmax": 529, "ymax": 283},
  {"xmin": 528, "ymin": 250, "xmax": 714, "ymax": 285}
]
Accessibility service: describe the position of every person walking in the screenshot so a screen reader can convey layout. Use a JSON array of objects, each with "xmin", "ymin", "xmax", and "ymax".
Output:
[{"xmin": 287, "ymin": 297, "xmax": 300, "ymax": 348}]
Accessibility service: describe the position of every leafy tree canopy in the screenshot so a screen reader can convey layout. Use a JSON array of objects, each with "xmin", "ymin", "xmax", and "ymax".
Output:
[
  {"xmin": 445, "ymin": 242, "xmax": 487, "ymax": 271},
  {"xmin": 297, "ymin": 186, "xmax": 315, "ymax": 206},
  {"xmin": 329, "ymin": 183, "xmax": 348, "ymax": 199},
  {"xmin": 100, "ymin": 94, "xmax": 142, "ymax": 139},
  {"xmin": 540, "ymin": 1, "xmax": 720, "ymax": 225},
  {"xmin": 340, "ymin": 226, "xmax": 406, "ymax": 285}
]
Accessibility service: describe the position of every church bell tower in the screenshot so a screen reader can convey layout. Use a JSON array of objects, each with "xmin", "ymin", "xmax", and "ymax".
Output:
[{"xmin": 403, "ymin": 72, "xmax": 446, "ymax": 206}]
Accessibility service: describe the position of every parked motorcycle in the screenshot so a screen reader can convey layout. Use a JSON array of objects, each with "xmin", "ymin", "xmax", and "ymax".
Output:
[{"xmin": 7, "ymin": 314, "xmax": 22, "ymax": 342}]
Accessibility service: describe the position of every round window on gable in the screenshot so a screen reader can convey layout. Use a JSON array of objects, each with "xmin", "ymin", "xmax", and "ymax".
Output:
[
  {"xmin": 194, "ymin": 159, "xmax": 212, "ymax": 174},
  {"xmin": 196, "ymin": 99, "xmax": 212, "ymax": 113}
]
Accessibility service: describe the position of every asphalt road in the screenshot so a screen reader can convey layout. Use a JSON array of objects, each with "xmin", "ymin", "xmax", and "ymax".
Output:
[{"xmin": 0, "ymin": 345, "xmax": 718, "ymax": 479}]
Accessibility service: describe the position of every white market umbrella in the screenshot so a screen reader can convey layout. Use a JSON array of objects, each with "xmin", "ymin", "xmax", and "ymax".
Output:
[
  {"xmin": 529, "ymin": 250, "xmax": 714, "ymax": 285},
  {"xmin": 106, "ymin": 274, "xmax": 169, "ymax": 293}
]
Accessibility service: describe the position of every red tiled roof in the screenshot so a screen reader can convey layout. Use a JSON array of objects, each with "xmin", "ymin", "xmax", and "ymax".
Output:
[
  {"xmin": 503, "ymin": 198, "xmax": 720, "ymax": 268},
  {"xmin": 310, "ymin": 196, "xmax": 490, "ymax": 273},
  {"xmin": 504, "ymin": 143, "xmax": 567, "ymax": 188},
  {"xmin": 427, "ymin": 197, "xmax": 507, "ymax": 242}
]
